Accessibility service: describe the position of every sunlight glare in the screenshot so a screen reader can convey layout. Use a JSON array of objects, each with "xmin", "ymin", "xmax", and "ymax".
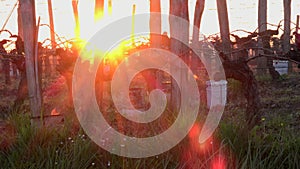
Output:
[
  {"xmin": 211, "ymin": 155, "xmax": 226, "ymax": 169},
  {"xmin": 74, "ymin": 1, "xmax": 151, "ymax": 64}
]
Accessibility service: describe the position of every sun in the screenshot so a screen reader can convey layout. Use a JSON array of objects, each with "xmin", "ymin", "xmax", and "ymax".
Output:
[
  {"xmin": 72, "ymin": 1, "xmax": 151, "ymax": 63},
  {"xmin": 75, "ymin": 1, "xmax": 149, "ymax": 41}
]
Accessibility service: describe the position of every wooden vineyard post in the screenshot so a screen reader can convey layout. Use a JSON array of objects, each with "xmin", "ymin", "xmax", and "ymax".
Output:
[
  {"xmin": 47, "ymin": 0, "xmax": 56, "ymax": 49},
  {"xmin": 192, "ymin": 0, "xmax": 205, "ymax": 45},
  {"xmin": 257, "ymin": 0, "xmax": 267, "ymax": 75},
  {"xmin": 72, "ymin": 0, "xmax": 80, "ymax": 38},
  {"xmin": 150, "ymin": 0, "xmax": 161, "ymax": 48},
  {"xmin": 216, "ymin": 0, "xmax": 231, "ymax": 56},
  {"xmin": 108, "ymin": 0, "xmax": 112, "ymax": 15},
  {"xmin": 191, "ymin": 0, "xmax": 205, "ymax": 71},
  {"xmin": 20, "ymin": 0, "xmax": 43, "ymax": 127},
  {"xmin": 283, "ymin": 0, "xmax": 291, "ymax": 53},
  {"xmin": 149, "ymin": 0, "xmax": 162, "ymax": 89},
  {"xmin": 17, "ymin": 3, "xmax": 23, "ymax": 40},
  {"xmin": 94, "ymin": 0, "xmax": 104, "ymax": 21},
  {"xmin": 47, "ymin": 0, "xmax": 56, "ymax": 74},
  {"xmin": 296, "ymin": 15, "xmax": 299, "ymax": 49},
  {"xmin": 296, "ymin": 15, "xmax": 299, "ymax": 33},
  {"xmin": 283, "ymin": 0, "xmax": 292, "ymax": 72},
  {"xmin": 169, "ymin": 0, "xmax": 189, "ymax": 112},
  {"xmin": 131, "ymin": 4, "xmax": 136, "ymax": 45}
]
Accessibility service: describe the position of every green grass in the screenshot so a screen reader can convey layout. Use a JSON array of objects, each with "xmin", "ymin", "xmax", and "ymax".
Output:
[
  {"xmin": 219, "ymin": 107, "xmax": 300, "ymax": 167},
  {"xmin": 1, "ymin": 110, "xmax": 299, "ymax": 169},
  {"xmin": 0, "ymin": 112, "xmax": 97, "ymax": 169},
  {"xmin": 0, "ymin": 110, "xmax": 185, "ymax": 169}
]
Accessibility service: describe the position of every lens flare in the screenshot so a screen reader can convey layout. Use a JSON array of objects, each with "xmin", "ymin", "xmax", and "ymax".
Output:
[{"xmin": 211, "ymin": 155, "xmax": 226, "ymax": 169}]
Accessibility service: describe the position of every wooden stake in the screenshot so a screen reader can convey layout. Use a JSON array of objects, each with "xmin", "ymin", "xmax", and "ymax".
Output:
[
  {"xmin": 47, "ymin": 0, "xmax": 56, "ymax": 49},
  {"xmin": 283, "ymin": 0, "xmax": 291, "ymax": 53},
  {"xmin": 131, "ymin": 4, "xmax": 136, "ymax": 45},
  {"xmin": 192, "ymin": 0, "xmax": 205, "ymax": 44},
  {"xmin": 296, "ymin": 15, "xmax": 299, "ymax": 33},
  {"xmin": 72, "ymin": 0, "xmax": 80, "ymax": 38},
  {"xmin": 283, "ymin": 0, "xmax": 292, "ymax": 73},
  {"xmin": 34, "ymin": 17, "xmax": 43, "ymax": 124},
  {"xmin": 17, "ymin": 4, "xmax": 23, "ymax": 39},
  {"xmin": 20, "ymin": 0, "xmax": 42, "ymax": 127},
  {"xmin": 108, "ymin": 0, "xmax": 112, "ymax": 15},
  {"xmin": 94, "ymin": 0, "xmax": 104, "ymax": 21},
  {"xmin": 257, "ymin": 0, "xmax": 267, "ymax": 75},
  {"xmin": 169, "ymin": 0, "xmax": 189, "ymax": 112},
  {"xmin": 216, "ymin": 0, "xmax": 231, "ymax": 55},
  {"xmin": 258, "ymin": 0, "xmax": 267, "ymax": 33},
  {"xmin": 150, "ymin": 0, "xmax": 161, "ymax": 47},
  {"xmin": 47, "ymin": 0, "xmax": 56, "ymax": 71}
]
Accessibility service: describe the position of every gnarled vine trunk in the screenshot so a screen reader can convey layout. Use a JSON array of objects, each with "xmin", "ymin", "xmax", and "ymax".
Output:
[{"xmin": 220, "ymin": 52, "xmax": 261, "ymax": 128}]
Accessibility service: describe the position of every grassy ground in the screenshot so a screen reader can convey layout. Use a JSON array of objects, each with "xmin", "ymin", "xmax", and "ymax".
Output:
[{"xmin": 0, "ymin": 73, "xmax": 300, "ymax": 168}]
